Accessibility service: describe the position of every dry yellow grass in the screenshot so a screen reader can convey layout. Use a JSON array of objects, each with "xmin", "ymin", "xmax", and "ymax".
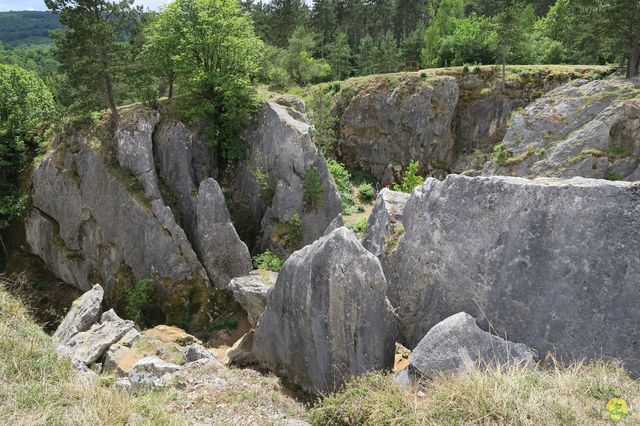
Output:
[{"xmin": 311, "ymin": 362, "xmax": 640, "ymax": 425}]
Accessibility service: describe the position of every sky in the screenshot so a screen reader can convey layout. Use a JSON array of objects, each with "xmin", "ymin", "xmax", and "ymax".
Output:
[{"xmin": 0, "ymin": 0, "xmax": 169, "ymax": 12}]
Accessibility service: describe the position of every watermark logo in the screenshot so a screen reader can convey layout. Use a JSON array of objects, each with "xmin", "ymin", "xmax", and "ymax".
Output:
[{"xmin": 606, "ymin": 397, "xmax": 629, "ymax": 422}]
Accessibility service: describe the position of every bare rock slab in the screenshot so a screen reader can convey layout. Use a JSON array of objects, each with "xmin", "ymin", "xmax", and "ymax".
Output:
[{"xmin": 229, "ymin": 270, "xmax": 277, "ymax": 327}]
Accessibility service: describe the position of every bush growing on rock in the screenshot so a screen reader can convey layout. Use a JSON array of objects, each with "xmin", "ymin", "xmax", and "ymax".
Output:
[
  {"xmin": 125, "ymin": 278, "xmax": 156, "ymax": 327},
  {"xmin": 252, "ymin": 250, "xmax": 284, "ymax": 272},
  {"xmin": 393, "ymin": 161, "xmax": 424, "ymax": 193},
  {"xmin": 303, "ymin": 168, "xmax": 324, "ymax": 210}
]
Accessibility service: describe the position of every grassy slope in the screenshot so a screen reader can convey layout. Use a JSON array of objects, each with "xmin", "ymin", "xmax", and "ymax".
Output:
[
  {"xmin": 312, "ymin": 365, "xmax": 640, "ymax": 425},
  {"xmin": 0, "ymin": 280, "xmax": 183, "ymax": 425}
]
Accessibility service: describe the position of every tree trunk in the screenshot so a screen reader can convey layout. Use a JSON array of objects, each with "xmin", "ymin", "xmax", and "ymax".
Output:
[
  {"xmin": 502, "ymin": 48, "xmax": 507, "ymax": 92},
  {"xmin": 104, "ymin": 74, "xmax": 118, "ymax": 118},
  {"xmin": 628, "ymin": 45, "xmax": 640, "ymax": 79},
  {"xmin": 168, "ymin": 79, "xmax": 174, "ymax": 99}
]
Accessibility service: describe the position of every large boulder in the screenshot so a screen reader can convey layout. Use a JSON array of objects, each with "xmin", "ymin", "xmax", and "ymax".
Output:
[
  {"xmin": 484, "ymin": 78, "xmax": 640, "ymax": 180},
  {"xmin": 229, "ymin": 270, "xmax": 277, "ymax": 327},
  {"xmin": 192, "ymin": 178, "xmax": 252, "ymax": 289},
  {"xmin": 253, "ymin": 227, "xmax": 395, "ymax": 394},
  {"xmin": 362, "ymin": 188, "xmax": 410, "ymax": 259},
  {"xmin": 407, "ymin": 312, "xmax": 536, "ymax": 379},
  {"xmin": 53, "ymin": 283, "xmax": 104, "ymax": 344},
  {"xmin": 386, "ymin": 174, "xmax": 640, "ymax": 376},
  {"xmin": 234, "ymin": 100, "xmax": 342, "ymax": 255},
  {"xmin": 339, "ymin": 76, "xmax": 459, "ymax": 181},
  {"xmin": 65, "ymin": 309, "xmax": 136, "ymax": 365}
]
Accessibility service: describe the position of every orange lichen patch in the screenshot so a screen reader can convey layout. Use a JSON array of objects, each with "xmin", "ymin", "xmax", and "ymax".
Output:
[{"xmin": 143, "ymin": 324, "xmax": 201, "ymax": 346}]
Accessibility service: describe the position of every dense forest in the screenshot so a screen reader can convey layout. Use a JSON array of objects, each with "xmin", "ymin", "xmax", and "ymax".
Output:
[{"xmin": 1, "ymin": 0, "xmax": 639, "ymax": 239}]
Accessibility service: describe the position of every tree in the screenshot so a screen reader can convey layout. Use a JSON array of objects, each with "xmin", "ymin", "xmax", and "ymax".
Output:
[
  {"xmin": 146, "ymin": 0, "xmax": 264, "ymax": 160},
  {"xmin": 45, "ymin": 0, "xmax": 141, "ymax": 118},
  {"xmin": 327, "ymin": 31, "xmax": 352, "ymax": 79},
  {"xmin": 269, "ymin": 0, "xmax": 310, "ymax": 47},
  {"xmin": 400, "ymin": 25, "xmax": 425, "ymax": 63},
  {"xmin": 312, "ymin": 0, "xmax": 338, "ymax": 58},
  {"xmin": 437, "ymin": 15, "xmax": 496, "ymax": 66},
  {"xmin": 376, "ymin": 30, "xmax": 400, "ymax": 73},
  {"xmin": 493, "ymin": 0, "xmax": 532, "ymax": 89},
  {"xmin": 142, "ymin": 11, "xmax": 178, "ymax": 99},
  {"xmin": 283, "ymin": 27, "xmax": 332, "ymax": 85},
  {"xmin": 357, "ymin": 35, "xmax": 377, "ymax": 75},
  {"xmin": 422, "ymin": 0, "xmax": 464, "ymax": 67},
  {"xmin": 0, "ymin": 64, "xmax": 55, "ymax": 231}
]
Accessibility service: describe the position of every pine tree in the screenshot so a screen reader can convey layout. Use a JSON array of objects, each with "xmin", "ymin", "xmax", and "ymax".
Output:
[
  {"xmin": 328, "ymin": 31, "xmax": 352, "ymax": 79},
  {"xmin": 376, "ymin": 30, "xmax": 399, "ymax": 73}
]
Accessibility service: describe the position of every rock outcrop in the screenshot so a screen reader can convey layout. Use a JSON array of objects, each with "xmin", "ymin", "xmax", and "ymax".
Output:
[
  {"xmin": 234, "ymin": 101, "xmax": 342, "ymax": 256},
  {"xmin": 362, "ymin": 189, "xmax": 409, "ymax": 259},
  {"xmin": 386, "ymin": 175, "xmax": 640, "ymax": 376},
  {"xmin": 229, "ymin": 270, "xmax": 277, "ymax": 327},
  {"xmin": 334, "ymin": 66, "xmax": 614, "ymax": 181},
  {"xmin": 407, "ymin": 312, "xmax": 536, "ymax": 379},
  {"xmin": 253, "ymin": 227, "xmax": 395, "ymax": 394},
  {"xmin": 339, "ymin": 76, "xmax": 459, "ymax": 181},
  {"xmin": 25, "ymin": 121, "xmax": 214, "ymax": 330},
  {"xmin": 53, "ymin": 283, "xmax": 103, "ymax": 344},
  {"xmin": 484, "ymin": 78, "xmax": 640, "ymax": 180}
]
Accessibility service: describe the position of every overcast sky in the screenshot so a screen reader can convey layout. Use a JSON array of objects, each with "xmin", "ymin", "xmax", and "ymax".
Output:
[{"xmin": 0, "ymin": 0, "xmax": 169, "ymax": 12}]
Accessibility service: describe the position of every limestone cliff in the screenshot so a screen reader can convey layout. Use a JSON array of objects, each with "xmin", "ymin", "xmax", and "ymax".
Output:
[
  {"xmin": 24, "ymin": 98, "xmax": 338, "ymax": 332},
  {"xmin": 326, "ymin": 65, "xmax": 616, "ymax": 181}
]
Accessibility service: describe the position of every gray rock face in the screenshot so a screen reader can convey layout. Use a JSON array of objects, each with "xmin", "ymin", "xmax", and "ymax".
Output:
[
  {"xmin": 235, "ymin": 101, "xmax": 342, "ymax": 255},
  {"xmin": 323, "ymin": 214, "xmax": 345, "ymax": 236},
  {"xmin": 53, "ymin": 283, "xmax": 104, "ymax": 344},
  {"xmin": 65, "ymin": 309, "xmax": 136, "ymax": 365},
  {"xmin": 229, "ymin": 270, "xmax": 277, "ymax": 326},
  {"xmin": 56, "ymin": 344, "xmax": 99, "ymax": 383},
  {"xmin": 25, "ymin": 132, "xmax": 212, "ymax": 328},
  {"xmin": 129, "ymin": 356, "xmax": 182, "ymax": 391},
  {"xmin": 386, "ymin": 175, "xmax": 640, "ymax": 376},
  {"xmin": 152, "ymin": 119, "xmax": 217, "ymax": 240},
  {"xmin": 193, "ymin": 178, "xmax": 252, "ymax": 289},
  {"xmin": 485, "ymin": 78, "xmax": 640, "ymax": 180},
  {"xmin": 253, "ymin": 227, "xmax": 395, "ymax": 394},
  {"xmin": 362, "ymin": 189, "xmax": 410, "ymax": 258},
  {"xmin": 408, "ymin": 312, "xmax": 536, "ymax": 379},
  {"xmin": 227, "ymin": 331, "xmax": 257, "ymax": 367},
  {"xmin": 339, "ymin": 76, "xmax": 459, "ymax": 181}
]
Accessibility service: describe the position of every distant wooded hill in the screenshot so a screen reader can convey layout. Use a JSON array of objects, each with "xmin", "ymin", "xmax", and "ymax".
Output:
[{"xmin": 0, "ymin": 11, "xmax": 62, "ymax": 47}]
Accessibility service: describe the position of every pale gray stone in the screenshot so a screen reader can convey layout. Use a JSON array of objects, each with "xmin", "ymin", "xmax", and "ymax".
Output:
[
  {"xmin": 65, "ymin": 309, "xmax": 136, "ymax": 365},
  {"xmin": 192, "ymin": 178, "xmax": 252, "ymax": 289},
  {"xmin": 53, "ymin": 284, "xmax": 103, "ymax": 344},
  {"xmin": 129, "ymin": 356, "xmax": 182, "ymax": 391},
  {"xmin": 386, "ymin": 175, "xmax": 640, "ymax": 377},
  {"xmin": 253, "ymin": 227, "xmax": 395, "ymax": 394},
  {"xmin": 362, "ymin": 189, "xmax": 410, "ymax": 258},
  {"xmin": 229, "ymin": 271, "xmax": 277, "ymax": 326},
  {"xmin": 183, "ymin": 343, "xmax": 217, "ymax": 363},
  {"xmin": 408, "ymin": 312, "xmax": 536, "ymax": 379}
]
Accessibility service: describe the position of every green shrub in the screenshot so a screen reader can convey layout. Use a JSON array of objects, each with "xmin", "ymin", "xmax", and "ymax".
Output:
[
  {"xmin": 303, "ymin": 168, "xmax": 324, "ymax": 210},
  {"xmin": 357, "ymin": 183, "xmax": 375, "ymax": 203},
  {"xmin": 492, "ymin": 143, "xmax": 511, "ymax": 167},
  {"xmin": 346, "ymin": 217, "xmax": 368, "ymax": 239},
  {"xmin": 327, "ymin": 159, "xmax": 356, "ymax": 213},
  {"xmin": 308, "ymin": 89, "xmax": 339, "ymax": 152},
  {"xmin": 254, "ymin": 167, "xmax": 275, "ymax": 203},
  {"xmin": 125, "ymin": 278, "xmax": 155, "ymax": 325},
  {"xmin": 604, "ymin": 170, "xmax": 622, "ymax": 181},
  {"xmin": 393, "ymin": 161, "xmax": 424, "ymax": 193},
  {"xmin": 211, "ymin": 316, "xmax": 239, "ymax": 330},
  {"xmin": 289, "ymin": 212, "xmax": 304, "ymax": 249},
  {"xmin": 252, "ymin": 250, "xmax": 285, "ymax": 272}
]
